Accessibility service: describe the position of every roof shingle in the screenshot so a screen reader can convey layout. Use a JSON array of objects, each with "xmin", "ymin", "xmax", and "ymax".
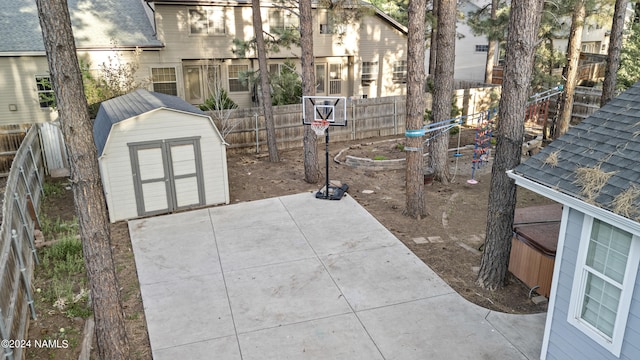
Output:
[
  {"xmin": 514, "ymin": 82, "xmax": 640, "ymax": 221},
  {"xmin": 0, "ymin": 0, "xmax": 162, "ymax": 53}
]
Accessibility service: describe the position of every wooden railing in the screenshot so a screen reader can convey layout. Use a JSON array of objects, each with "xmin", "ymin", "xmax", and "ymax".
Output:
[{"xmin": 0, "ymin": 125, "xmax": 45, "ymax": 360}]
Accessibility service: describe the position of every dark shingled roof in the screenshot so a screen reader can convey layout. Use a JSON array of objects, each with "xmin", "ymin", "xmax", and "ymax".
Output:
[
  {"xmin": 93, "ymin": 89, "xmax": 206, "ymax": 156},
  {"xmin": 513, "ymin": 82, "xmax": 640, "ymax": 221},
  {"xmin": 1, "ymin": 0, "xmax": 162, "ymax": 53}
]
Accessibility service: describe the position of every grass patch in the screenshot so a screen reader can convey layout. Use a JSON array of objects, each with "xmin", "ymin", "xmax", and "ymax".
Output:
[
  {"xmin": 38, "ymin": 236, "xmax": 91, "ymax": 318},
  {"xmin": 42, "ymin": 181, "xmax": 66, "ymax": 198},
  {"xmin": 373, "ymin": 155, "xmax": 388, "ymax": 160},
  {"xmin": 39, "ymin": 214, "xmax": 78, "ymax": 239}
]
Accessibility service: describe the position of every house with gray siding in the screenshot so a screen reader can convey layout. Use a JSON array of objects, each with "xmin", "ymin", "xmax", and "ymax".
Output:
[{"xmin": 508, "ymin": 82, "xmax": 640, "ymax": 359}]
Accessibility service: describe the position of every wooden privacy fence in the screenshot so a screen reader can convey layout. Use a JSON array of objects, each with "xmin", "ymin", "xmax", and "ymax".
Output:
[
  {"xmin": 0, "ymin": 126, "xmax": 29, "ymax": 178},
  {"xmin": 216, "ymin": 95, "xmax": 414, "ymax": 153},
  {"xmin": 212, "ymin": 88, "xmax": 499, "ymax": 153},
  {"xmin": 0, "ymin": 125, "xmax": 45, "ymax": 360}
]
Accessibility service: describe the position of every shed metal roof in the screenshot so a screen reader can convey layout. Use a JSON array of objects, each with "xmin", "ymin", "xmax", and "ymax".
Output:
[
  {"xmin": 513, "ymin": 82, "xmax": 640, "ymax": 222},
  {"xmin": 1, "ymin": 0, "xmax": 162, "ymax": 53},
  {"xmin": 93, "ymin": 89, "xmax": 207, "ymax": 156}
]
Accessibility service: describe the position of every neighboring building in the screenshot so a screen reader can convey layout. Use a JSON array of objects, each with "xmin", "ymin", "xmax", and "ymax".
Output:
[
  {"xmin": 144, "ymin": 0, "xmax": 408, "ymax": 107},
  {"xmin": 445, "ymin": 0, "xmax": 494, "ymax": 82},
  {"xmin": 1, "ymin": 0, "xmax": 408, "ymax": 125},
  {"xmin": 509, "ymin": 82, "xmax": 640, "ymax": 360},
  {"xmin": 0, "ymin": 0, "xmax": 164, "ymax": 125}
]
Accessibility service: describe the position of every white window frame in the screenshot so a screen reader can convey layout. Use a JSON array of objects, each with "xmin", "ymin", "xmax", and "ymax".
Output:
[
  {"xmin": 392, "ymin": 60, "xmax": 407, "ymax": 84},
  {"xmin": 35, "ymin": 75, "xmax": 55, "ymax": 109},
  {"xmin": 475, "ymin": 44, "xmax": 489, "ymax": 52},
  {"xmin": 268, "ymin": 8, "xmax": 298, "ymax": 33},
  {"xmin": 315, "ymin": 63, "xmax": 326, "ymax": 94},
  {"xmin": 361, "ymin": 61, "xmax": 378, "ymax": 86},
  {"xmin": 567, "ymin": 215, "xmax": 640, "ymax": 357},
  {"xmin": 151, "ymin": 67, "xmax": 178, "ymax": 96},
  {"xmin": 188, "ymin": 7, "xmax": 225, "ymax": 36},
  {"xmin": 328, "ymin": 64, "xmax": 342, "ymax": 95},
  {"xmin": 228, "ymin": 64, "xmax": 249, "ymax": 93}
]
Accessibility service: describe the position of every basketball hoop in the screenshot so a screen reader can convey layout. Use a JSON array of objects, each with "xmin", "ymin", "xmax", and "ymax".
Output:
[{"xmin": 311, "ymin": 119, "xmax": 330, "ymax": 136}]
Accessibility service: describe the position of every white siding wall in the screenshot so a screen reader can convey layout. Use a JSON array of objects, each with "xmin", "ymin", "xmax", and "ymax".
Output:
[
  {"xmin": 100, "ymin": 109, "xmax": 228, "ymax": 222},
  {"xmin": 0, "ymin": 56, "xmax": 58, "ymax": 125},
  {"xmin": 150, "ymin": 4, "xmax": 407, "ymax": 106},
  {"xmin": 357, "ymin": 15, "xmax": 408, "ymax": 98}
]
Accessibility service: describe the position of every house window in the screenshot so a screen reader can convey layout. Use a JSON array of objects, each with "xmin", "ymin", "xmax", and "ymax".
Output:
[
  {"xmin": 475, "ymin": 45, "xmax": 489, "ymax": 52},
  {"xmin": 319, "ymin": 12, "xmax": 330, "ymax": 34},
  {"xmin": 184, "ymin": 64, "xmax": 221, "ymax": 104},
  {"xmin": 329, "ymin": 64, "xmax": 342, "ymax": 95},
  {"xmin": 36, "ymin": 75, "xmax": 55, "ymax": 108},
  {"xmin": 361, "ymin": 61, "xmax": 378, "ymax": 86},
  {"xmin": 151, "ymin": 68, "xmax": 178, "ymax": 96},
  {"xmin": 316, "ymin": 64, "xmax": 326, "ymax": 94},
  {"xmin": 269, "ymin": 9, "xmax": 298, "ymax": 33},
  {"xmin": 228, "ymin": 64, "xmax": 249, "ymax": 92},
  {"xmin": 319, "ymin": 12, "xmax": 342, "ymax": 34},
  {"xmin": 568, "ymin": 216, "xmax": 640, "ymax": 356},
  {"xmin": 392, "ymin": 61, "xmax": 407, "ymax": 84},
  {"xmin": 189, "ymin": 7, "xmax": 225, "ymax": 35}
]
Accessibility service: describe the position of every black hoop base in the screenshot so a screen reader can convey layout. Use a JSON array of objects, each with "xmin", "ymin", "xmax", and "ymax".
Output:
[{"xmin": 315, "ymin": 183, "xmax": 349, "ymax": 200}]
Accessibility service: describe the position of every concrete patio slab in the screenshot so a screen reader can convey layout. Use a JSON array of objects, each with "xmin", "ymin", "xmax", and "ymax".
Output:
[
  {"xmin": 238, "ymin": 313, "xmax": 383, "ymax": 360},
  {"xmin": 357, "ymin": 294, "xmax": 526, "ymax": 360},
  {"xmin": 214, "ymin": 221, "xmax": 315, "ymax": 271},
  {"xmin": 140, "ymin": 273, "xmax": 234, "ymax": 350},
  {"xmin": 129, "ymin": 209, "xmax": 219, "ymax": 285},
  {"xmin": 153, "ymin": 336, "xmax": 240, "ymax": 360},
  {"xmin": 322, "ymin": 244, "xmax": 452, "ymax": 311},
  {"xmin": 129, "ymin": 192, "xmax": 546, "ymax": 360},
  {"xmin": 486, "ymin": 311, "xmax": 547, "ymax": 360},
  {"xmin": 225, "ymin": 258, "xmax": 352, "ymax": 333}
]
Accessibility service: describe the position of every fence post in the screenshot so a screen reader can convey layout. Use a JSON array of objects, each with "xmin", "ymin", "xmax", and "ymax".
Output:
[
  {"xmin": 11, "ymin": 229, "xmax": 37, "ymax": 320},
  {"xmin": 393, "ymin": 97, "xmax": 398, "ymax": 135},
  {"xmin": 28, "ymin": 145, "xmax": 44, "ymax": 198},
  {"xmin": 14, "ymin": 193, "xmax": 39, "ymax": 265},
  {"xmin": 0, "ymin": 306, "xmax": 15, "ymax": 360}
]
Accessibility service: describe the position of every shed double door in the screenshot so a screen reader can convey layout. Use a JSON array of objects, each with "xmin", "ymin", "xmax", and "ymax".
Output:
[{"xmin": 129, "ymin": 137, "xmax": 205, "ymax": 217}]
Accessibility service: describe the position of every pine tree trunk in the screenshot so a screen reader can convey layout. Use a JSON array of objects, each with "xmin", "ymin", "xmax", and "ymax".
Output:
[
  {"xmin": 601, "ymin": 0, "xmax": 629, "ymax": 106},
  {"xmin": 428, "ymin": 0, "xmax": 438, "ymax": 76},
  {"xmin": 405, "ymin": 0, "xmax": 427, "ymax": 218},
  {"xmin": 430, "ymin": 0, "xmax": 455, "ymax": 184},
  {"xmin": 477, "ymin": 0, "xmax": 544, "ymax": 290},
  {"xmin": 252, "ymin": 0, "xmax": 279, "ymax": 162},
  {"xmin": 300, "ymin": 0, "xmax": 320, "ymax": 183},
  {"xmin": 484, "ymin": 0, "xmax": 499, "ymax": 84},
  {"xmin": 554, "ymin": 0, "xmax": 585, "ymax": 139},
  {"xmin": 35, "ymin": 1, "xmax": 130, "ymax": 358}
]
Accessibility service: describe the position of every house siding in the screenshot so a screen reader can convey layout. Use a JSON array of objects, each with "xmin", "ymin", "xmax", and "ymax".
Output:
[
  {"xmin": 546, "ymin": 208, "xmax": 640, "ymax": 360},
  {"xmin": 0, "ymin": 57, "xmax": 57, "ymax": 125},
  {"xmin": 149, "ymin": 4, "xmax": 407, "ymax": 107},
  {"xmin": 99, "ymin": 109, "xmax": 227, "ymax": 222}
]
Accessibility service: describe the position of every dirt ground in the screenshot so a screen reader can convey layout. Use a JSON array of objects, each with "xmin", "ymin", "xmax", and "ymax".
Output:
[
  {"xmin": 227, "ymin": 130, "xmax": 554, "ymax": 315},
  {"xmin": 30, "ymin": 129, "xmax": 553, "ymax": 359}
]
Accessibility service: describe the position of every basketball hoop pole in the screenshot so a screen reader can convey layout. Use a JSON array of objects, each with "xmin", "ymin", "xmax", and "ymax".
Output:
[
  {"xmin": 321, "ymin": 126, "xmax": 330, "ymax": 199},
  {"xmin": 302, "ymin": 96, "xmax": 349, "ymax": 200}
]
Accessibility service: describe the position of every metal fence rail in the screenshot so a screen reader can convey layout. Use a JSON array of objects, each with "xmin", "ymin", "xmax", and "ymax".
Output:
[{"xmin": 0, "ymin": 125, "xmax": 45, "ymax": 360}]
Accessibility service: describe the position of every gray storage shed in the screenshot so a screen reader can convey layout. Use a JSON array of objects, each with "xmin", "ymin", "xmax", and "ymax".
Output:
[{"xmin": 94, "ymin": 89, "xmax": 229, "ymax": 223}]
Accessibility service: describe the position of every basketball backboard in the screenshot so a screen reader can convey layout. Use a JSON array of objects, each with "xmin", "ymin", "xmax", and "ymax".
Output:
[{"xmin": 302, "ymin": 96, "xmax": 347, "ymax": 126}]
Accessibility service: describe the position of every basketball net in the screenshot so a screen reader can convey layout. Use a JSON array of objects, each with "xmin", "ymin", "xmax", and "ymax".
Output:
[{"xmin": 310, "ymin": 119, "xmax": 330, "ymax": 136}]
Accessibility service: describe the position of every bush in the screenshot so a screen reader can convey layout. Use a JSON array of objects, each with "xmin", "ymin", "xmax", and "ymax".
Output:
[{"xmin": 199, "ymin": 88, "xmax": 238, "ymax": 111}]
